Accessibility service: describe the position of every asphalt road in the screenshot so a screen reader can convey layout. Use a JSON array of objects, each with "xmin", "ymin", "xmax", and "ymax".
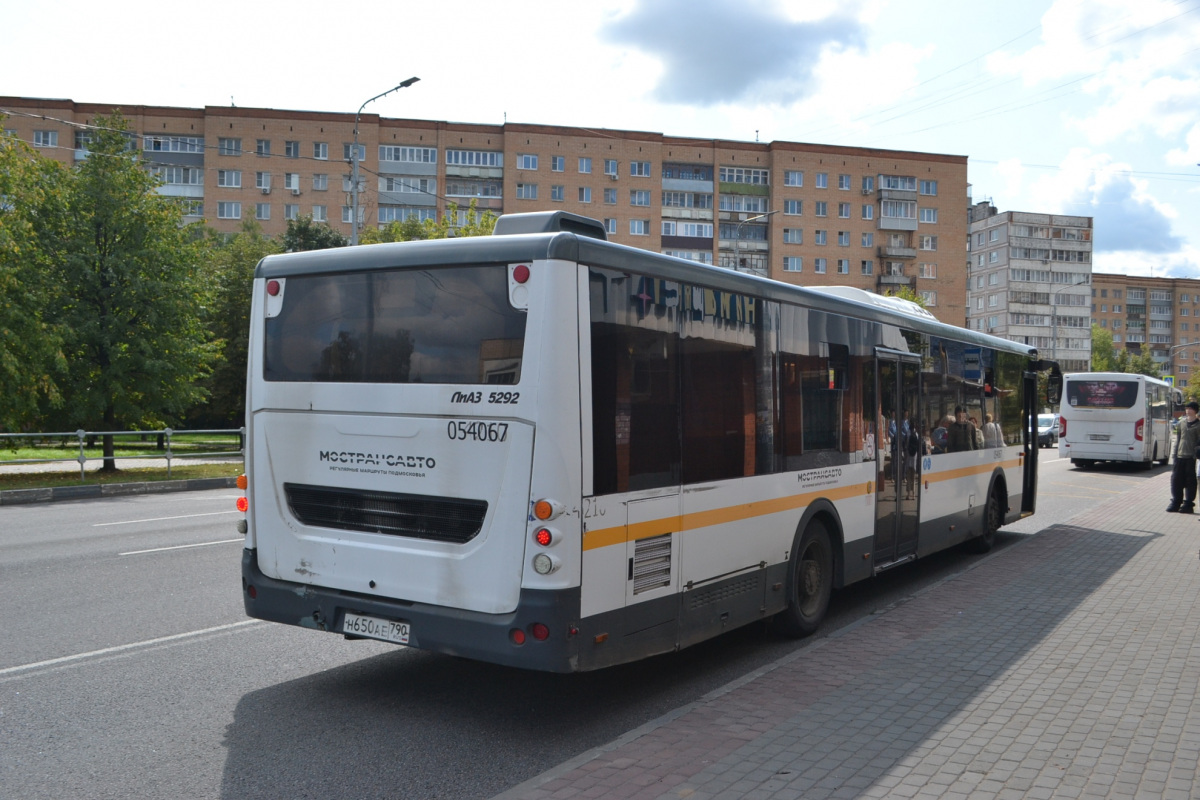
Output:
[{"xmin": 0, "ymin": 451, "xmax": 1168, "ymax": 800}]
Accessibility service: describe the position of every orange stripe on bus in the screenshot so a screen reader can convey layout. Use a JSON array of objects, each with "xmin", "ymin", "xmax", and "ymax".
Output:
[{"xmin": 582, "ymin": 481, "xmax": 872, "ymax": 551}]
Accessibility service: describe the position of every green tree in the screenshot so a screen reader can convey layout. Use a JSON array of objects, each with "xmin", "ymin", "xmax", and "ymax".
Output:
[
  {"xmin": 0, "ymin": 129, "xmax": 69, "ymax": 431},
  {"xmin": 358, "ymin": 200, "xmax": 497, "ymax": 244},
  {"xmin": 1090, "ymin": 324, "xmax": 1116, "ymax": 372},
  {"xmin": 196, "ymin": 218, "xmax": 282, "ymax": 427},
  {"xmin": 282, "ymin": 214, "xmax": 347, "ymax": 251},
  {"xmin": 47, "ymin": 113, "xmax": 218, "ymax": 470}
]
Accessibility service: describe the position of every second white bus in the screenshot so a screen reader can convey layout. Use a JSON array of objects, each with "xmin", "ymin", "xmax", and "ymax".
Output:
[{"xmin": 1057, "ymin": 372, "xmax": 1174, "ymax": 467}]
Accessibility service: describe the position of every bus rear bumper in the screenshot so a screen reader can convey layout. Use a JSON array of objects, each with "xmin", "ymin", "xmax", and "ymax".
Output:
[{"xmin": 241, "ymin": 549, "xmax": 583, "ymax": 672}]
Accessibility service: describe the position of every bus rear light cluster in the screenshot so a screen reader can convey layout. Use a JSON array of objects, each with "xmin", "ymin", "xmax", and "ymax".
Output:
[
  {"xmin": 532, "ymin": 553, "xmax": 561, "ymax": 575},
  {"xmin": 509, "ymin": 623, "xmax": 551, "ymax": 646},
  {"xmin": 534, "ymin": 527, "xmax": 554, "ymax": 547},
  {"xmin": 533, "ymin": 498, "xmax": 564, "ymax": 521},
  {"xmin": 1135, "ymin": 418, "xmax": 1145, "ymax": 441}
]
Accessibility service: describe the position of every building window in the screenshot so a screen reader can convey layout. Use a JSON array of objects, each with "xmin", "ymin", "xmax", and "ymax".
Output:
[
  {"xmin": 604, "ymin": 218, "xmax": 617, "ymax": 234},
  {"xmin": 630, "ymin": 161, "xmax": 651, "ymax": 177},
  {"xmin": 815, "ymin": 201, "xmax": 827, "ymax": 217},
  {"xmin": 816, "ymin": 172, "xmax": 828, "ymax": 189},
  {"xmin": 838, "ymin": 174, "xmax": 851, "ymax": 190},
  {"xmin": 837, "ymin": 258, "xmax": 849, "ymax": 274},
  {"xmin": 143, "ymin": 135, "xmax": 202, "ymax": 153},
  {"xmin": 815, "ymin": 230, "xmax": 827, "ymax": 245},
  {"xmin": 284, "ymin": 141, "xmax": 300, "ymax": 159},
  {"xmin": 784, "ymin": 170, "xmax": 803, "ymax": 186},
  {"xmin": 989, "ymin": 250, "xmax": 998, "ymax": 263},
  {"xmin": 255, "ymin": 203, "xmax": 270, "ymax": 220},
  {"xmin": 861, "ymin": 260, "xmax": 874, "ymax": 275},
  {"xmin": 920, "ymin": 180, "xmax": 938, "ymax": 195},
  {"xmin": 256, "ymin": 139, "xmax": 271, "ymax": 157},
  {"xmin": 284, "ymin": 173, "xmax": 300, "ymax": 191},
  {"xmin": 604, "ymin": 159, "xmax": 618, "ymax": 176},
  {"xmin": 784, "ymin": 199, "xmax": 802, "ymax": 215},
  {"xmin": 920, "ymin": 208, "xmax": 938, "ymax": 223},
  {"xmin": 579, "ymin": 187, "xmax": 592, "ymax": 203},
  {"xmin": 919, "ymin": 290, "xmax": 937, "ymax": 306},
  {"xmin": 988, "ymin": 271, "xmax": 999, "ymax": 285},
  {"xmin": 882, "ymin": 200, "xmax": 917, "ymax": 220},
  {"xmin": 284, "ymin": 204, "xmax": 300, "ymax": 220},
  {"xmin": 862, "ymin": 205, "xmax": 874, "ymax": 220},
  {"xmin": 814, "ymin": 258, "xmax": 827, "ymax": 274},
  {"xmin": 862, "ymin": 176, "xmax": 874, "ymax": 192},
  {"xmin": 919, "ymin": 263, "xmax": 937, "ymax": 278},
  {"xmin": 718, "ymin": 167, "xmax": 769, "ymax": 185},
  {"xmin": 313, "ymin": 174, "xmax": 328, "ymax": 191},
  {"xmin": 579, "ymin": 157, "xmax": 592, "ymax": 173},
  {"xmin": 630, "ymin": 189, "xmax": 651, "ymax": 206},
  {"xmin": 604, "ymin": 188, "xmax": 617, "ymax": 204},
  {"xmin": 312, "ymin": 205, "xmax": 327, "ymax": 222},
  {"xmin": 783, "ymin": 257, "xmax": 803, "ymax": 272},
  {"xmin": 837, "ymin": 231, "xmax": 850, "ymax": 246},
  {"xmin": 551, "ymin": 155, "xmax": 565, "ymax": 172},
  {"xmin": 516, "ymin": 183, "xmax": 538, "ymax": 200},
  {"xmin": 679, "ymin": 222, "xmax": 713, "ymax": 237},
  {"xmin": 838, "ymin": 203, "xmax": 851, "ymax": 218},
  {"xmin": 256, "ymin": 171, "xmax": 271, "ymax": 190},
  {"xmin": 662, "ymin": 221, "xmax": 676, "ymax": 236},
  {"xmin": 32, "ymin": 130, "xmax": 58, "ymax": 148},
  {"xmin": 446, "ymin": 149, "xmax": 502, "ymax": 167},
  {"xmin": 219, "ymin": 138, "xmax": 242, "ymax": 156},
  {"xmin": 989, "ymin": 294, "xmax": 999, "ymax": 308},
  {"xmin": 919, "ymin": 235, "xmax": 938, "ymax": 251},
  {"xmin": 881, "ymin": 175, "xmax": 917, "ymax": 190},
  {"xmin": 783, "ymin": 228, "xmax": 803, "ymax": 244},
  {"xmin": 381, "ymin": 146, "xmax": 436, "ymax": 163},
  {"xmin": 551, "ymin": 185, "xmax": 564, "ymax": 202},
  {"xmin": 630, "ymin": 219, "xmax": 649, "ymax": 236},
  {"xmin": 314, "ymin": 142, "xmax": 328, "ymax": 160},
  {"xmin": 989, "ymin": 229, "xmax": 999, "ymax": 242},
  {"xmin": 217, "ymin": 170, "xmax": 242, "ymax": 188},
  {"xmin": 217, "ymin": 202, "xmax": 241, "ymax": 219},
  {"xmin": 518, "ymin": 154, "xmax": 538, "ymax": 170},
  {"xmin": 343, "ymin": 143, "xmax": 366, "ymax": 162},
  {"xmin": 862, "ymin": 232, "xmax": 874, "ymax": 247}
]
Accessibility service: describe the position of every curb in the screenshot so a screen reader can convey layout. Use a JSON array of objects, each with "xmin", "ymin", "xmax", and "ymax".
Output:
[{"xmin": 0, "ymin": 477, "xmax": 239, "ymax": 506}]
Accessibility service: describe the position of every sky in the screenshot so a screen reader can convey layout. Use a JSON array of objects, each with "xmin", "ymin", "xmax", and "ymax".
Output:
[{"xmin": 4, "ymin": 0, "xmax": 1200, "ymax": 278}]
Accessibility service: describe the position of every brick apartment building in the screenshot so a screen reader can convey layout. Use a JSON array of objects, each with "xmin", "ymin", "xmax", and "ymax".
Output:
[
  {"xmin": 1, "ymin": 95, "xmax": 968, "ymax": 324},
  {"xmin": 1091, "ymin": 273, "xmax": 1200, "ymax": 389}
]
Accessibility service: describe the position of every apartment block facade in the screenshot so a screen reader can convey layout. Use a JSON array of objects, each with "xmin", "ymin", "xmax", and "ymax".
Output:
[
  {"xmin": 1091, "ymin": 273, "xmax": 1200, "ymax": 389},
  {"xmin": 966, "ymin": 203, "xmax": 1095, "ymax": 373},
  {"xmin": 2, "ymin": 95, "xmax": 968, "ymax": 324}
]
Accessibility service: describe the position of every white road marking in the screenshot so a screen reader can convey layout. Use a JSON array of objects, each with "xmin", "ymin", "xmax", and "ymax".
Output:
[
  {"xmin": 120, "ymin": 538, "xmax": 243, "ymax": 556},
  {"xmin": 0, "ymin": 620, "xmax": 261, "ymax": 678},
  {"xmin": 93, "ymin": 510, "xmax": 240, "ymax": 527}
]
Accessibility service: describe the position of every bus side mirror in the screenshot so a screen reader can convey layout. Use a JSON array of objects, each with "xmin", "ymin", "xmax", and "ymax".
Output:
[{"xmin": 1047, "ymin": 371, "xmax": 1063, "ymax": 405}]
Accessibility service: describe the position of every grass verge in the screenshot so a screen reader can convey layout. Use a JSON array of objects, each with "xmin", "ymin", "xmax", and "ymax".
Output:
[{"xmin": 0, "ymin": 462, "xmax": 244, "ymax": 491}]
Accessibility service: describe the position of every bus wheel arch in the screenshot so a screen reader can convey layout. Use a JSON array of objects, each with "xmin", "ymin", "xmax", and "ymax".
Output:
[
  {"xmin": 774, "ymin": 503, "xmax": 841, "ymax": 638},
  {"xmin": 966, "ymin": 474, "xmax": 1006, "ymax": 554}
]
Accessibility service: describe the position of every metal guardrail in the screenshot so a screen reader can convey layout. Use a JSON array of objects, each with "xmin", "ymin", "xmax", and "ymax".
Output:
[{"xmin": 0, "ymin": 428, "xmax": 244, "ymax": 479}]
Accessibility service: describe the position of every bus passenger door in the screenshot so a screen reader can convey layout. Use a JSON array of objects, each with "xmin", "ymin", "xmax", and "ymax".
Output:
[{"xmin": 874, "ymin": 352, "xmax": 921, "ymax": 566}]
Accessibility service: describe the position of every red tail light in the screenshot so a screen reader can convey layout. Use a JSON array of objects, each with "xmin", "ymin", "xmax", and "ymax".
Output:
[
  {"xmin": 1058, "ymin": 417, "xmax": 1066, "ymax": 437},
  {"xmin": 1135, "ymin": 418, "xmax": 1144, "ymax": 441}
]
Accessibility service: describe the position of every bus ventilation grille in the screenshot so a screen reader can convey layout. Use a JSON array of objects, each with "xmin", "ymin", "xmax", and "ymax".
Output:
[
  {"xmin": 284, "ymin": 483, "xmax": 487, "ymax": 544},
  {"xmin": 632, "ymin": 533, "xmax": 672, "ymax": 594}
]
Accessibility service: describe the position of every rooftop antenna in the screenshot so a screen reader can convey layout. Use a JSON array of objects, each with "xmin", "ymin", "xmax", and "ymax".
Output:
[
  {"xmin": 231, "ymin": 96, "xmax": 236, "ymax": 107},
  {"xmin": 756, "ymin": 129, "xmax": 759, "ymax": 142}
]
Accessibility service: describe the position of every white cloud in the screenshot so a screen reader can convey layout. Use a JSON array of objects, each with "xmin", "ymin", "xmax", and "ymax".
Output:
[{"xmin": 1166, "ymin": 122, "xmax": 1200, "ymax": 167}]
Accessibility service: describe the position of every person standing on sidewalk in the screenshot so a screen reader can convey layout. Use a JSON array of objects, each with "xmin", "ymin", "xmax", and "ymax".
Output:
[{"xmin": 1167, "ymin": 400, "xmax": 1200, "ymax": 513}]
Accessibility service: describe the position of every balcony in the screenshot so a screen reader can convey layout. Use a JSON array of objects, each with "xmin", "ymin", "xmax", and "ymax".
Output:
[
  {"xmin": 877, "ymin": 274, "xmax": 914, "ymax": 290},
  {"xmin": 878, "ymin": 246, "xmax": 916, "ymax": 259}
]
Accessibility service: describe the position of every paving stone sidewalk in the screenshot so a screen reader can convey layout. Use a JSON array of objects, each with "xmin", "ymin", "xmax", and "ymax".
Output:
[{"xmin": 496, "ymin": 473, "xmax": 1200, "ymax": 800}]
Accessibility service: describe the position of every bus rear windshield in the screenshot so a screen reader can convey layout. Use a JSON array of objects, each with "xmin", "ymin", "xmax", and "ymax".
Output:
[
  {"xmin": 1066, "ymin": 380, "xmax": 1139, "ymax": 409},
  {"xmin": 264, "ymin": 265, "xmax": 526, "ymax": 384}
]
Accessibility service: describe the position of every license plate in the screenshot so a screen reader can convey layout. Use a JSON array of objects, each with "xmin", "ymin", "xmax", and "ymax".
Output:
[
  {"xmin": 1088, "ymin": 434, "xmax": 1110, "ymax": 441},
  {"xmin": 343, "ymin": 612, "xmax": 410, "ymax": 644}
]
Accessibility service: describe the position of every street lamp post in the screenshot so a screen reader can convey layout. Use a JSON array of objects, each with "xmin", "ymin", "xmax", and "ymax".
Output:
[
  {"xmin": 733, "ymin": 209, "xmax": 778, "ymax": 274},
  {"xmin": 352, "ymin": 77, "xmax": 420, "ymax": 246}
]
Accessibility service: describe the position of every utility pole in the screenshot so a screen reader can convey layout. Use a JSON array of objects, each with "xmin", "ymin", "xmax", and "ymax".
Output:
[{"xmin": 352, "ymin": 77, "xmax": 419, "ymax": 246}]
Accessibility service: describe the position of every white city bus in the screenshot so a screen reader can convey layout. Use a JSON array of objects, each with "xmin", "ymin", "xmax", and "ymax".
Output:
[
  {"xmin": 1057, "ymin": 372, "xmax": 1174, "ymax": 467},
  {"xmin": 238, "ymin": 211, "xmax": 1060, "ymax": 672}
]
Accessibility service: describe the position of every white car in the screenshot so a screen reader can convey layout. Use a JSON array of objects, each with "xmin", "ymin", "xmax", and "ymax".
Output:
[{"xmin": 1037, "ymin": 413, "xmax": 1059, "ymax": 447}]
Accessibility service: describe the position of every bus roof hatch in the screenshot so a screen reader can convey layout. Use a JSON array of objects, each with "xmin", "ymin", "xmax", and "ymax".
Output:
[{"xmin": 493, "ymin": 211, "xmax": 608, "ymax": 241}]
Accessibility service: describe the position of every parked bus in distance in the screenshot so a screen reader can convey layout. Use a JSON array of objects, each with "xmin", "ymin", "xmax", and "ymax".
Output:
[
  {"xmin": 1057, "ymin": 372, "xmax": 1174, "ymax": 468},
  {"xmin": 237, "ymin": 211, "xmax": 1061, "ymax": 672}
]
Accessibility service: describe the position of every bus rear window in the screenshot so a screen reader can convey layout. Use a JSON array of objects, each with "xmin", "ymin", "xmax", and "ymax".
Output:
[
  {"xmin": 1065, "ymin": 380, "xmax": 1139, "ymax": 409},
  {"xmin": 264, "ymin": 265, "xmax": 526, "ymax": 384}
]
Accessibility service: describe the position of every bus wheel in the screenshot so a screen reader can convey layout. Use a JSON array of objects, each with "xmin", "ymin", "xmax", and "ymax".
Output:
[
  {"xmin": 965, "ymin": 489, "xmax": 1001, "ymax": 554},
  {"xmin": 774, "ymin": 520, "xmax": 833, "ymax": 638}
]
